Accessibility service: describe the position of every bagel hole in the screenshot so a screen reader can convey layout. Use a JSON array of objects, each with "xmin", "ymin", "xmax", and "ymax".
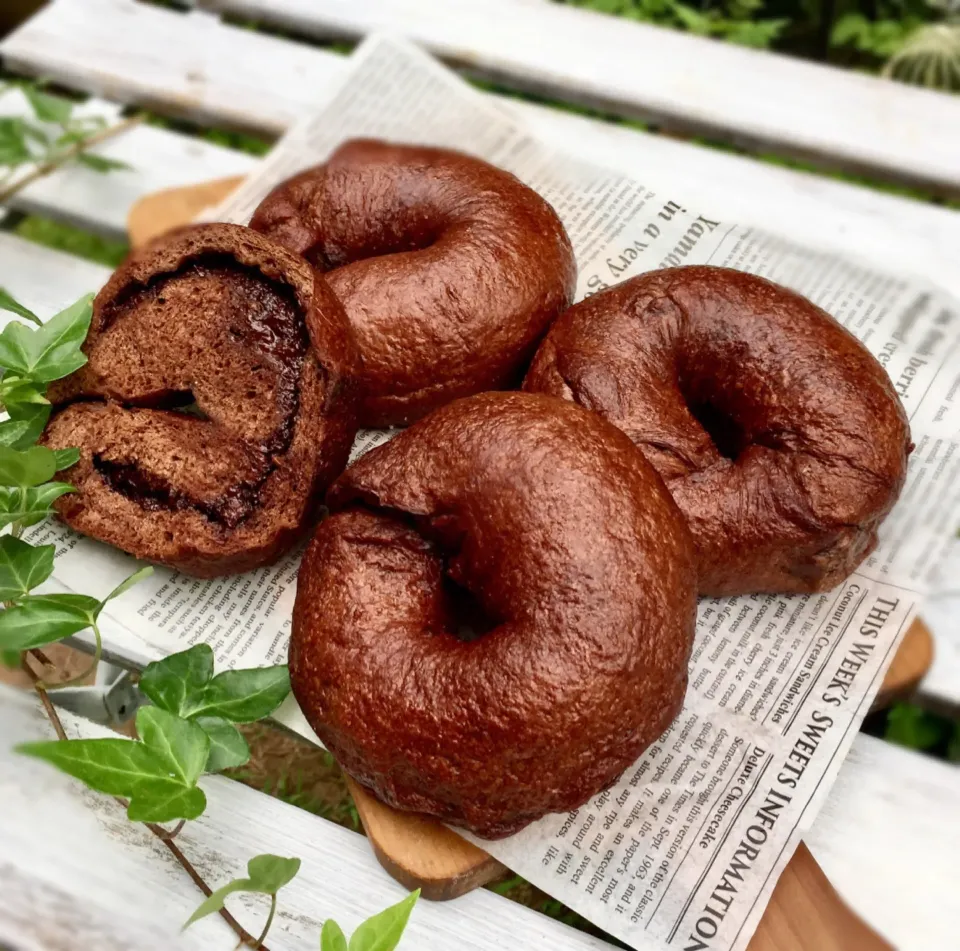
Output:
[
  {"xmin": 440, "ymin": 574, "xmax": 499, "ymax": 643},
  {"xmin": 688, "ymin": 399, "xmax": 747, "ymax": 461}
]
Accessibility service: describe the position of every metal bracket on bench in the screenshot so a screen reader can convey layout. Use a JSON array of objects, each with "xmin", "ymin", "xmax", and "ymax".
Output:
[{"xmin": 49, "ymin": 660, "xmax": 144, "ymax": 728}]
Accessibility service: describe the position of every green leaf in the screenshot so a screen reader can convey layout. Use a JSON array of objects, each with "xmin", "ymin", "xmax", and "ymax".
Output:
[
  {"xmin": 23, "ymin": 85, "xmax": 74, "ymax": 125},
  {"xmin": 322, "ymin": 920, "xmax": 349, "ymax": 951},
  {"xmin": 0, "ymin": 289, "xmax": 40, "ymax": 326},
  {"xmin": 0, "ymin": 535, "xmax": 55, "ymax": 600},
  {"xmin": 0, "ymin": 592, "xmax": 99, "ymax": 650},
  {"xmin": 197, "ymin": 716, "xmax": 249, "ymax": 772},
  {"xmin": 0, "ymin": 375, "xmax": 49, "ymax": 408},
  {"xmin": 885, "ymin": 702, "xmax": 946, "ymax": 751},
  {"xmin": 136, "ymin": 706, "xmax": 209, "ymax": 787},
  {"xmin": 183, "ymin": 877, "xmax": 255, "ymax": 929},
  {"xmin": 17, "ymin": 737, "xmax": 163, "ymax": 794},
  {"xmin": 247, "ymin": 854, "xmax": 301, "ymax": 893},
  {"xmin": 17, "ymin": 736, "xmax": 208, "ymax": 823},
  {"xmin": 0, "ymin": 482, "xmax": 75, "ymax": 528},
  {"xmin": 0, "ymin": 117, "xmax": 30, "ymax": 166},
  {"xmin": 53, "ymin": 447, "xmax": 80, "ymax": 471},
  {"xmin": 22, "ymin": 122, "xmax": 49, "ymax": 148},
  {"xmin": 1, "ymin": 648, "xmax": 21, "ymax": 668},
  {"xmin": 0, "ymin": 294, "xmax": 93, "ymax": 382},
  {"xmin": 125, "ymin": 782, "xmax": 207, "ymax": 823},
  {"xmin": 0, "ymin": 402, "xmax": 52, "ymax": 451},
  {"xmin": 182, "ymin": 854, "xmax": 301, "ymax": 929},
  {"xmin": 98, "ymin": 565, "xmax": 153, "ymax": 612},
  {"xmin": 0, "ymin": 445, "xmax": 57, "ymax": 487},
  {"xmin": 183, "ymin": 665, "xmax": 291, "ymax": 723},
  {"xmin": 140, "ymin": 644, "xmax": 215, "ymax": 717},
  {"xmin": 76, "ymin": 152, "xmax": 132, "ymax": 173},
  {"xmin": 348, "ymin": 891, "xmax": 420, "ymax": 951}
]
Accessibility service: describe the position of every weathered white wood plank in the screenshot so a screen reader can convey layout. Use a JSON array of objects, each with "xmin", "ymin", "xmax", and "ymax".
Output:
[
  {"xmin": 5, "ymin": 0, "xmax": 960, "ymax": 299},
  {"xmin": 809, "ymin": 731, "xmax": 960, "ymax": 950},
  {"xmin": 0, "ymin": 89, "xmax": 256, "ymax": 237},
  {"xmin": 4, "ymin": 684, "xmax": 959, "ymax": 951},
  {"xmin": 0, "ymin": 0, "xmax": 341, "ymax": 135},
  {"xmin": 0, "ymin": 685, "xmax": 613, "ymax": 950},
  {"xmin": 198, "ymin": 0, "xmax": 960, "ymax": 194},
  {"xmin": 916, "ymin": 539, "xmax": 960, "ymax": 714},
  {"xmin": 0, "ymin": 232, "xmax": 110, "ymax": 314}
]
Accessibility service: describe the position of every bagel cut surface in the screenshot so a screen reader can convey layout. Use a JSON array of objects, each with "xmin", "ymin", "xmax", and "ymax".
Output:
[{"xmin": 43, "ymin": 223, "xmax": 362, "ymax": 577}]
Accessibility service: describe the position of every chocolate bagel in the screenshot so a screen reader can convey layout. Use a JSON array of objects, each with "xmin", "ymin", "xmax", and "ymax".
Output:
[
  {"xmin": 43, "ymin": 223, "xmax": 362, "ymax": 577},
  {"xmin": 250, "ymin": 139, "xmax": 577, "ymax": 427},
  {"xmin": 290, "ymin": 391, "xmax": 697, "ymax": 838},
  {"xmin": 524, "ymin": 265, "xmax": 911, "ymax": 596}
]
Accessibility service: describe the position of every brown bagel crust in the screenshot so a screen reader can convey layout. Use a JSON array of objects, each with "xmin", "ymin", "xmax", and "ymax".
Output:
[
  {"xmin": 524, "ymin": 266, "xmax": 912, "ymax": 596},
  {"xmin": 42, "ymin": 223, "xmax": 362, "ymax": 577},
  {"xmin": 250, "ymin": 139, "xmax": 577, "ymax": 426},
  {"xmin": 290, "ymin": 392, "xmax": 697, "ymax": 838}
]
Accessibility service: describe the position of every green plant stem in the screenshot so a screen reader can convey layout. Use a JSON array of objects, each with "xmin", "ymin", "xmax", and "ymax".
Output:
[
  {"xmin": 38, "ymin": 618, "xmax": 102, "ymax": 690},
  {"xmin": 0, "ymin": 112, "xmax": 144, "ymax": 205},
  {"xmin": 20, "ymin": 651, "xmax": 270, "ymax": 951},
  {"xmin": 10, "ymin": 522, "xmax": 24, "ymax": 539},
  {"xmin": 251, "ymin": 894, "xmax": 277, "ymax": 951}
]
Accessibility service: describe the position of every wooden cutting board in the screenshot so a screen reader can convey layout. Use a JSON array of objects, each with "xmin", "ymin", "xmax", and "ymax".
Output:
[{"xmin": 127, "ymin": 178, "xmax": 918, "ymax": 948}]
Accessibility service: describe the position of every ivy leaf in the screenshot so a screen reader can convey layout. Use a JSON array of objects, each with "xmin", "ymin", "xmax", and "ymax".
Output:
[
  {"xmin": 53, "ymin": 447, "xmax": 80, "ymax": 471},
  {"xmin": 0, "ymin": 403, "xmax": 52, "ymax": 452},
  {"xmin": 17, "ymin": 737, "xmax": 161, "ymax": 795},
  {"xmin": 125, "ymin": 783, "xmax": 207, "ymax": 824},
  {"xmin": 322, "ymin": 920, "xmax": 349, "ymax": 951},
  {"xmin": 76, "ymin": 152, "xmax": 132, "ymax": 173},
  {"xmin": 197, "ymin": 716, "xmax": 250, "ymax": 772},
  {"xmin": 140, "ymin": 644, "xmax": 215, "ymax": 717},
  {"xmin": 248, "ymin": 854, "xmax": 301, "ymax": 893},
  {"xmin": 16, "ymin": 736, "xmax": 208, "ymax": 823},
  {"xmin": 183, "ymin": 854, "xmax": 301, "ymax": 929},
  {"xmin": 0, "ymin": 294, "xmax": 93, "ymax": 382},
  {"xmin": 23, "ymin": 85, "xmax": 74, "ymax": 125},
  {"xmin": 0, "ymin": 445, "xmax": 57, "ymax": 487},
  {"xmin": 182, "ymin": 665, "xmax": 291, "ymax": 723},
  {"xmin": 0, "ymin": 482, "xmax": 75, "ymax": 528},
  {"xmin": 348, "ymin": 891, "xmax": 420, "ymax": 951},
  {"xmin": 0, "ymin": 375, "xmax": 49, "ymax": 408},
  {"xmin": 0, "ymin": 593, "xmax": 100, "ymax": 650},
  {"xmin": 0, "ymin": 535, "xmax": 55, "ymax": 600},
  {"xmin": 0, "ymin": 289, "xmax": 41, "ymax": 326},
  {"xmin": 98, "ymin": 565, "xmax": 153, "ymax": 612},
  {"xmin": 0, "ymin": 117, "xmax": 31, "ymax": 166},
  {"xmin": 136, "ymin": 706, "xmax": 209, "ymax": 787},
  {"xmin": 1, "ymin": 648, "xmax": 21, "ymax": 668}
]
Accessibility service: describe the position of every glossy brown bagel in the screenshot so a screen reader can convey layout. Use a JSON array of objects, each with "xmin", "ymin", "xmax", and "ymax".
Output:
[
  {"xmin": 250, "ymin": 139, "xmax": 577, "ymax": 427},
  {"xmin": 524, "ymin": 266, "xmax": 912, "ymax": 596},
  {"xmin": 290, "ymin": 391, "xmax": 697, "ymax": 838},
  {"xmin": 42, "ymin": 223, "xmax": 362, "ymax": 577}
]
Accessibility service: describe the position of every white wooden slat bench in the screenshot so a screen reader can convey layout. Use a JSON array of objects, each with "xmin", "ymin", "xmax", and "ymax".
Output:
[
  {"xmin": 4, "ymin": 0, "xmax": 960, "ymax": 300},
  {"xmin": 5, "ymin": 676, "xmax": 960, "ymax": 951},
  {"xmin": 194, "ymin": 0, "xmax": 960, "ymax": 195},
  {"xmin": 0, "ymin": 685, "xmax": 614, "ymax": 951},
  {"xmin": 2, "ymin": 1, "xmax": 960, "ymax": 948}
]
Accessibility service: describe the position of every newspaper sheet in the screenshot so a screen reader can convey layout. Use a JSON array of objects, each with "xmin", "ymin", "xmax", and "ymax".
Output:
[{"xmin": 29, "ymin": 35, "xmax": 960, "ymax": 951}]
